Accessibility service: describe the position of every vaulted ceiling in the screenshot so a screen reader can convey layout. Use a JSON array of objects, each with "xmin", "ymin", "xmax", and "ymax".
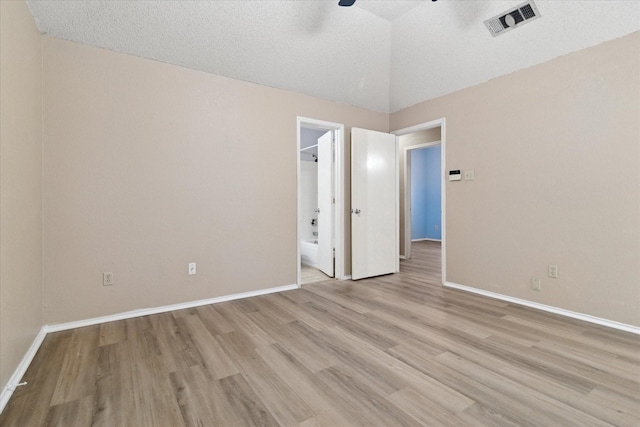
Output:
[{"xmin": 27, "ymin": 0, "xmax": 640, "ymax": 113}]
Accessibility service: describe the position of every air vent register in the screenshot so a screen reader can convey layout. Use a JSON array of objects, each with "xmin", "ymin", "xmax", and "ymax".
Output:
[{"xmin": 484, "ymin": 1, "xmax": 541, "ymax": 37}]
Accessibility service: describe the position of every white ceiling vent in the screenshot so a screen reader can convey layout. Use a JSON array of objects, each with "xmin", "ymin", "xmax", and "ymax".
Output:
[{"xmin": 484, "ymin": 1, "xmax": 541, "ymax": 37}]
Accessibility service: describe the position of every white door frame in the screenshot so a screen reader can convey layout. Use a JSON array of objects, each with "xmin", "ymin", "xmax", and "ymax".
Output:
[
  {"xmin": 403, "ymin": 140, "xmax": 441, "ymax": 258},
  {"xmin": 296, "ymin": 117, "xmax": 345, "ymax": 286},
  {"xmin": 392, "ymin": 118, "xmax": 446, "ymax": 285}
]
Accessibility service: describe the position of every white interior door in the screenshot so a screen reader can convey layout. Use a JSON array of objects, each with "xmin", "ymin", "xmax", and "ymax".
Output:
[
  {"xmin": 351, "ymin": 128, "xmax": 398, "ymax": 280},
  {"xmin": 317, "ymin": 131, "xmax": 334, "ymax": 277}
]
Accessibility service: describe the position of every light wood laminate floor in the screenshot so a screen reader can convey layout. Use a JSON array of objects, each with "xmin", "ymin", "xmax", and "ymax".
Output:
[
  {"xmin": 300, "ymin": 264, "xmax": 332, "ymax": 285},
  {"xmin": 1, "ymin": 242, "xmax": 639, "ymax": 426}
]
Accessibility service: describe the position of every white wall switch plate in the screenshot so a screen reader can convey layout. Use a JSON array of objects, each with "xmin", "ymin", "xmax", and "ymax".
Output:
[
  {"xmin": 531, "ymin": 277, "xmax": 541, "ymax": 291},
  {"xmin": 548, "ymin": 264, "xmax": 558, "ymax": 278},
  {"xmin": 188, "ymin": 262, "xmax": 196, "ymax": 275}
]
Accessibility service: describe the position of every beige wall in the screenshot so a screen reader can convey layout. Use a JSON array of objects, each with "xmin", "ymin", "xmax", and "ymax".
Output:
[
  {"xmin": 391, "ymin": 32, "xmax": 640, "ymax": 327},
  {"xmin": 0, "ymin": 1, "xmax": 43, "ymax": 389},
  {"xmin": 42, "ymin": 37, "xmax": 388, "ymax": 324},
  {"xmin": 398, "ymin": 128, "xmax": 441, "ymax": 257}
]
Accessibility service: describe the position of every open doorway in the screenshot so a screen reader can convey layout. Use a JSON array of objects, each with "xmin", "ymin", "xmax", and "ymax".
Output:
[
  {"xmin": 393, "ymin": 118, "xmax": 446, "ymax": 284},
  {"xmin": 406, "ymin": 143, "xmax": 442, "ymax": 245},
  {"xmin": 297, "ymin": 117, "xmax": 345, "ymax": 286}
]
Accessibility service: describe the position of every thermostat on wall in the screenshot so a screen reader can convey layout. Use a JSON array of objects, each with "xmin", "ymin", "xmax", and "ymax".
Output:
[{"xmin": 449, "ymin": 170, "xmax": 461, "ymax": 181}]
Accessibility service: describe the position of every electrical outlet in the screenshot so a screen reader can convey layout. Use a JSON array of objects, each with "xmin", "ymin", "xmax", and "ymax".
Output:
[
  {"xmin": 188, "ymin": 262, "xmax": 196, "ymax": 275},
  {"xmin": 463, "ymin": 169, "xmax": 475, "ymax": 181},
  {"xmin": 531, "ymin": 278, "xmax": 541, "ymax": 291},
  {"xmin": 548, "ymin": 264, "xmax": 558, "ymax": 278},
  {"xmin": 103, "ymin": 272, "xmax": 114, "ymax": 286}
]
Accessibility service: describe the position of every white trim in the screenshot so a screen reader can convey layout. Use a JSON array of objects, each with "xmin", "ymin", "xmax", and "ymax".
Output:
[
  {"xmin": 0, "ymin": 327, "xmax": 48, "ymax": 414},
  {"xmin": 392, "ymin": 118, "xmax": 447, "ymax": 285},
  {"xmin": 412, "ymin": 238, "xmax": 441, "ymax": 242},
  {"xmin": 395, "ymin": 136, "xmax": 400, "ymax": 272},
  {"xmin": 44, "ymin": 284, "xmax": 298, "ymax": 333},
  {"xmin": 444, "ymin": 282, "xmax": 640, "ymax": 335},
  {"xmin": 297, "ymin": 117, "xmax": 346, "ymax": 282}
]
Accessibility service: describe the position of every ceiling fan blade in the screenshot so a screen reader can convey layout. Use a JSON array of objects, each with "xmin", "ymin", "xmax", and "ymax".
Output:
[{"xmin": 338, "ymin": 0, "xmax": 356, "ymax": 6}]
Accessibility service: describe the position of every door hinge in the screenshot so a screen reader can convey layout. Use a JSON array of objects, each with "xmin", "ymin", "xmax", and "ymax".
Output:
[{"xmin": 333, "ymin": 248, "xmax": 336, "ymax": 258}]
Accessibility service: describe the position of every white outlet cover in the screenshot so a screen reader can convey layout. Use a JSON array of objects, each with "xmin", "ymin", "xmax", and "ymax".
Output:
[
  {"xmin": 103, "ymin": 272, "xmax": 114, "ymax": 286},
  {"xmin": 188, "ymin": 262, "xmax": 196, "ymax": 275},
  {"xmin": 463, "ymin": 169, "xmax": 475, "ymax": 181}
]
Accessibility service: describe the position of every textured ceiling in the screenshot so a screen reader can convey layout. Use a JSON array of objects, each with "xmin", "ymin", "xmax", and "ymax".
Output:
[
  {"xmin": 356, "ymin": 1, "xmax": 424, "ymax": 22},
  {"xmin": 27, "ymin": 1, "xmax": 640, "ymax": 113}
]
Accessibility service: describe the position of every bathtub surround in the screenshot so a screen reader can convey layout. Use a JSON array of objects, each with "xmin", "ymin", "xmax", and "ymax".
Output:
[
  {"xmin": 300, "ymin": 240, "xmax": 319, "ymax": 269},
  {"xmin": 299, "ymin": 161, "xmax": 319, "ymax": 242}
]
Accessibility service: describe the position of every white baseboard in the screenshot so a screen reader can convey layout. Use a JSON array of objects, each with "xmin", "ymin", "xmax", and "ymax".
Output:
[
  {"xmin": 444, "ymin": 281, "xmax": 640, "ymax": 335},
  {"xmin": 45, "ymin": 284, "xmax": 298, "ymax": 333},
  {"xmin": 0, "ymin": 283, "xmax": 298, "ymax": 415},
  {"xmin": 0, "ymin": 327, "xmax": 48, "ymax": 414}
]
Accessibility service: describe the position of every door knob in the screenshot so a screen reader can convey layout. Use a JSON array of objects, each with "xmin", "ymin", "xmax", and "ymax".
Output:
[{"xmin": 352, "ymin": 208, "xmax": 361, "ymax": 214}]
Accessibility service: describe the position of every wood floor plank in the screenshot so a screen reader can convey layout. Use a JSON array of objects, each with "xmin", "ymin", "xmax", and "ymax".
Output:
[
  {"xmin": 256, "ymin": 320, "xmax": 341, "ymax": 373},
  {"xmin": 44, "ymin": 396, "xmax": 94, "ymax": 427},
  {"xmin": 302, "ymin": 295, "xmax": 398, "ymax": 351},
  {"xmin": 175, "ymin": 314, "xmax": 240, "ymax": 380},
  {"xmin": 255, "ymin": 343, "xmax": 364, "ymax": 427},
  {"xmin": 98, "ymin": 320, "xmax": 128, "ymax": 347},
  {"xmin": 128, "ymin": 354, "xmax": 185, "ymax": 426},
  {"xmin": 258, "ymin": 293, "xmax": 333, "ymax": 331},
  {"xmin": 0, "ymin": 331, "xmax": 72, "ymax": 426},
  {"xmin": 214, "ymin": 301, "xmax": 277, "ymax": 348},
  {"xmin": 218, "ymin": 373, "xmax": 280, "ymax": 427},
  {"xmin": 170, "ymin": 365, "xmax": 238, "ymax": 427},
  {"xmin": 215, "ymin": 331, "xmax": 316, "ymax": 426},
  {"xmin": 194, "ymin": 304, "xmax": 236, "ymax": 335},
  {"xmin": 50, "ymin": 325, "xmax": 100, "ymax": 406},
  {"xmin": 91, "ymin": 342, "xmax": 134, "ymax": 427},
  {"xmin": 435, "ymin": 351, "xmax": 614, "ymax": 427},
  {"xmin": 499, "ymin": 365, "xmax": 639, "ymax": 426},
  {"xmin": 316, "ymin": 366, "xmax": 423, "ymax": 427},
  {"xmin": 388, "ymin": 387, "xmax": 469, "ymax": 427},
  {"xmin": 149, "ymin": 312, "xmax": 201, "ymax": 373},
  {"xmin": 2, "ymin": 241, "xmax": 638, "ymax": 427}
]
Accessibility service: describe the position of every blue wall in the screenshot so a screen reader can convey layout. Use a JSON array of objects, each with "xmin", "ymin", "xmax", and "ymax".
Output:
[{"xmin": 411, "ymin": 145, "xmax": 441, "ymax": 241}]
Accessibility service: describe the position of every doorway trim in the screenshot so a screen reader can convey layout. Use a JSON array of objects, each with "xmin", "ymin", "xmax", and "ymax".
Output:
[
  {"xmin": 403, "ymin": 140, "xmax": 441, "ymax": 258},
  {"xmin": 392, "ymin": 118, "xmax": 447, "ymax": 285},
  {"xmin": 296, "ymin": 117, "xmax": 345, "ymax": 287}
]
